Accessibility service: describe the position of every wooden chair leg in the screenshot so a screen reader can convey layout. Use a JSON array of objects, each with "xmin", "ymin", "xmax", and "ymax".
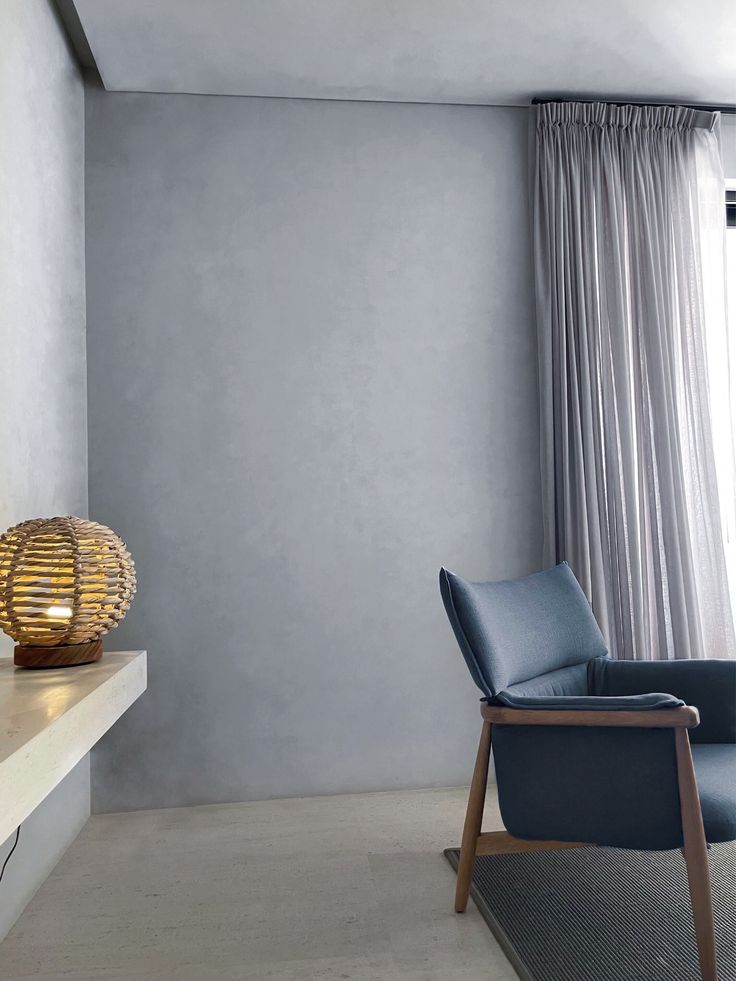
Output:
[
  {"xmin": 675, "ymin": 727, "xmax": 717, "ymax": 981},
  {"xmin": 455, "ymin": 720, "xmax": 492, "ymax": 913}
]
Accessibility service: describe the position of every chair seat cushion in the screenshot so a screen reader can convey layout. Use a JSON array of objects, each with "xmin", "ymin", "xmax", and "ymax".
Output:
[
  {"xmin": 692, "ymin": 744, "xmax": 736, "ymax": 843},
  {"xmin": 495, "ymin": 691, "xmax": 684, "ymax": 710}
]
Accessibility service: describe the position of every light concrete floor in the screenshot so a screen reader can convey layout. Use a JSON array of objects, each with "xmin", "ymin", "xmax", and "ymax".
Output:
[{"xmin": 0, "ymin": 787, "xmax": 516, "ymax": 981}]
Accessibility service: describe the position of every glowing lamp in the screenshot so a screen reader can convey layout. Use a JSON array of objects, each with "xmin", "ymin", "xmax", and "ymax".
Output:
[{"xmin": 0, "ymin": 516, "xmax": 136, "ymax": 668}]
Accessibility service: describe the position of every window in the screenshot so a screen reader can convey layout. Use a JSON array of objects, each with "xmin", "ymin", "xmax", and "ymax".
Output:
[
  {"xmin": 723, "ymin": 182, "xmax": 736, "ymax": 613},
  {"xmin": 728, "ymin": 188, "xmax": 736, "ymax": 229}
]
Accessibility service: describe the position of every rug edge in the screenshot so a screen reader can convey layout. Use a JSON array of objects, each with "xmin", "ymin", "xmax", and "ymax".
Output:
[{"xmin": 443, "ymin": 847, "xmax": 534, "ymax": 981}]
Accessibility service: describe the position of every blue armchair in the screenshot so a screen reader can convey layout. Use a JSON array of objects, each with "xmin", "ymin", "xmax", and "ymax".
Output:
[{"xmin": 440, "ymin": 562, "xmax": 736, "ymax": 981}]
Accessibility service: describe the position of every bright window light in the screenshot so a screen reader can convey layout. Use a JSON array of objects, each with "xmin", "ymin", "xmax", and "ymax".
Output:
[{"xmin": 721, "ymin": 179, "xmax": 736, "ymax": 616}]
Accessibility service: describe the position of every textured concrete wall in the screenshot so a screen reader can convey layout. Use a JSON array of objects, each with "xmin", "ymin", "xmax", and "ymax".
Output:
[
  {"xmin": 85, "ymin": 90, "xmax": 542, "ymax": 812},
  {"xmin": 0, "ymin": 0, "xmax": 89, "ymax": 940}
]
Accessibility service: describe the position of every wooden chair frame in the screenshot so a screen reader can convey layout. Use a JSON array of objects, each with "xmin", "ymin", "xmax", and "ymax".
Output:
[{"xmin": 455, "ymin": 703, "xmax": 718, "ymax": 981}]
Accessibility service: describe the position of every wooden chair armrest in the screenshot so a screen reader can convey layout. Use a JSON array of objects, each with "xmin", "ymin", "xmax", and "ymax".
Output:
[{"xmin": 481, "ymin": 703, "xmax": 700, "ymax": 728}]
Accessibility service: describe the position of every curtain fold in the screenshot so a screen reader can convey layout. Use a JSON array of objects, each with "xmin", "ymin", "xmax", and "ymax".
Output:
[{"xmin": 532, "ymin": 101, "xmax": 736, "ymax": 660}]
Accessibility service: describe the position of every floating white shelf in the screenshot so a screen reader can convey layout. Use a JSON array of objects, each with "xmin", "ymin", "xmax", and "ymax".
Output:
[{"xmin": 0, "ymin": 651, "xmax": 147, "ymax": 842}]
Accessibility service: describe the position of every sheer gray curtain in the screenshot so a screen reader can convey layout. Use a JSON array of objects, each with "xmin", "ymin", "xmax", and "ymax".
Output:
[{"xmin": 532, "ymin": 101, "xmax": 736, "ymax": 660}]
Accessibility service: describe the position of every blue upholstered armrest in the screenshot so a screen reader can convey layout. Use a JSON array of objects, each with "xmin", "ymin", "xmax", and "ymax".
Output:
[
  {"xmin": 589, "ymin": 657, "xmax": 736, "ymax": 742},
  {"xmin": 494, "ymin": 691, "xmax": 684, "ymax": 710}
]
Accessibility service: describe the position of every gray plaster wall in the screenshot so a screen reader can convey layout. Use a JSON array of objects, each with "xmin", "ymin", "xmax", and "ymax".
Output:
[
  {"xmin": 721, "ymin": 114, "xmax": 736, "ymax": 178},
  {"xmin": 85, "ymin": 90, "xmax": 542, "ymax": 812},
  {"xmin": 0, "ymin": 0, "xmax": 88, "ymax": 940}
]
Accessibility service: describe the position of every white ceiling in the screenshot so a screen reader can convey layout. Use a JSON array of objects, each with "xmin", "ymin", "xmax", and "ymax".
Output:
[{"xmin": 73, "ymin": 0, "xmax": 736, "ymax": 107}]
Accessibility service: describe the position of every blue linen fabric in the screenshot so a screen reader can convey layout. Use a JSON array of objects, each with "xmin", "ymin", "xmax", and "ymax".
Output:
[
  {"xmin": 492, "ymin": 723, "xmax": 684, "ymax": 849},
  {"xmin": 691, "ymin": 745, "xmax": 736, "ymax": 843},
  {"xmin": 589, "ymin": 657, "xmax": 736, "ymax": 744},
  {"xmin": 495, "ymin": 691, "xmax": 684, "ymax": 711},
  {"xmin": 439, "ymin": 563, "xmax": 607, "ymax": 699}
]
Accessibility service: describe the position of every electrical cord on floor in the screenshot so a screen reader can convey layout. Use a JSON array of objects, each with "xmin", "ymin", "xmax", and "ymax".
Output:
[{"xmin": 0, "ymin": 826, "xmax": 21, "ymax": 884}]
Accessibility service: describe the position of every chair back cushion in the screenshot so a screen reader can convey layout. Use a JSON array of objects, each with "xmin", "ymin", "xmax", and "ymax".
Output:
[{"xmin": 439, "ymin": 562, "xmax": 607, "ymax": 697}]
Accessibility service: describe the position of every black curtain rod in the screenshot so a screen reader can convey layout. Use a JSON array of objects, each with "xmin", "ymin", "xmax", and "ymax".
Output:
[{"xmin": 531, "ymin": 96, "xmax": 736, "ymax": 116}]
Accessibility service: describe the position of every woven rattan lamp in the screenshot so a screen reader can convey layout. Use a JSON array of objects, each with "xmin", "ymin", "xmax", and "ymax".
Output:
[{"xmin": 0, "ymin": 516, "xmax": 136, "ymax": 668}]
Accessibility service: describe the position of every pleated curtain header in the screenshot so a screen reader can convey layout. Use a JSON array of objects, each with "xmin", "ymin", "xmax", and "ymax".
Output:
[{"xmin": 535, "ymin": 101, "xmax": 719, "ymax": 133}]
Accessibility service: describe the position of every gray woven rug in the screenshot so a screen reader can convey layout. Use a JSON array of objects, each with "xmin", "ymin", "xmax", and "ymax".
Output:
[{"xmin": 444, "ymin": 844, "xmax": 736, "ymax": 981}]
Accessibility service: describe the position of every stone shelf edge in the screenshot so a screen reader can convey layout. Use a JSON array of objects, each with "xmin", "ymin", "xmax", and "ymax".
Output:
[{"xmin": 0, "ymin": 651, "xmax": 147, "ymax": 842}]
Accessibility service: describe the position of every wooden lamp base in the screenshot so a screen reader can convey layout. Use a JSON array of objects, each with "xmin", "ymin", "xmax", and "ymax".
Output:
[{"xmin": 14, "ymin": 640, "xmax": 103, "ymax": 669}]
